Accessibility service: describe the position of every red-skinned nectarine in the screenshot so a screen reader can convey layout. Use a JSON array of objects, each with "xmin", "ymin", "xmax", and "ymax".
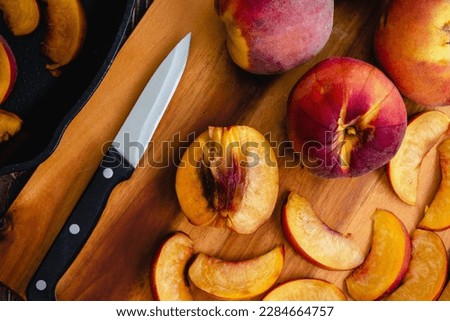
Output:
[
  {"xmin": 215, "ymin": 0, "xmax": 334, "ymax": 74},
  {"xmin": 375, "ymin": 0, "xmax": 450, "ymax": 107},
  {"xmin": 287, "ymin": 57, "xmax": 407, "ymax": 178}
]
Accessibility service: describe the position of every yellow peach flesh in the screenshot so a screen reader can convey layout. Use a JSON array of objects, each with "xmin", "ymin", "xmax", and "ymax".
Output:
[
  {"xmin": 151, "ymin": 233, "xmax": 194, "ymax": 301},
  {"xmin": 188, "ymin": 246, "xmax": 284, "ymax": 300},
  {"xmin": 419, "ymin": 139, "xmax": 450, "ymax": 230},
  {"xmin": 0, "ymin": 0, "xmax": 40, "ymax": 36},
  {"xmin": 0, "ymin": 110, "xmax": 22, "ymax": 142},
  {"xmin": 388, "ymin": 111, "xmax": 449, "ymax": 205},
  {"xmin": 386, "ymin": 229, "xmax": 447, "ymax": 301},
  {"xmin": 218, "ymin": 2, "xmax": 250, "ymax": 70},
  {"xmin": 283, "ymin": 192, "xmax": 364, "ymax": 270},
  {"xmin": 346, "ymin": 210, "xmax": 411, "ymax": 301},
  {"xmin": 263, "ymin": 279, "xmax": 347, "ymax": 301},
  {"xmin": 42, "ymin": 0, "xmax": 87, "ymax": 75},
  {"xmin": 175, "ymin": 125, "xmax": 278, "ymax": 234}
]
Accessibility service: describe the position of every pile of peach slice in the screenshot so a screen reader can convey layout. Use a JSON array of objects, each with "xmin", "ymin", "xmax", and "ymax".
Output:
[
  {"xmin": 344, "ymin": 211, "xmax": 448, "ymax": 301},
  {"xmin": 151, "ymin": 232, "xmax": 285, "ymax": 301},
  {"xmin": 150, "ymin": 231, "xmax": 354, "ymax": 301},
  {"xmin": 0, "ymin": 0, "xmax": 87, "ymax": 77}
]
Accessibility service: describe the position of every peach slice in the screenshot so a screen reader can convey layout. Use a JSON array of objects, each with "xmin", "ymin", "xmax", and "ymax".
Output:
[
  {"xmin": 175, "ymin": 125, "xmax": 279, "ymax": 234},
  {"xmin": 188, "ymin": 245, "xmax": 284, "ymax": 300},
  {"xmin": 346, "ymin": 210, "xmax": 411, "ymax": 301},
  {"xmin": 388, "ymin": 111, "xmax": 449, "ymax": 205},
  {"xmin": 282, "ymin": 192, "xmax": 364, "ymax": 270},
  {"xmin": 386, "ymin": 229, "xmax": 447, "ymax": 301},
  {"xmin": 150, "ymin": 232, "xmax": 195, "ymax": 301},
  {"xmin": 0, "ymin": 35, "xmax": 17, "ymax": 104},
  {"xmin": 419, "ymin": 139, "xmax": 450, "ymax": 230},
  {"xmin": 263, "ymin": 279, "xmax": 347, "ymax": 301},
  {"xmin": 0, "ymin": 109, "xmax": 22, "ymax": 142},
  {"xmin": 41, "ymin": 0, "xmax": 87, "ymax": 76},
  {"xmin": 0, "ymin": 0, "xmax": 40, "ymax": 36}
]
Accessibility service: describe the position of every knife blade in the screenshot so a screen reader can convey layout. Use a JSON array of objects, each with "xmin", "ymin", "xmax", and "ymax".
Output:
[{"xmin": 26, "ymin": 33, "xmax": 191, "ymax": 301}]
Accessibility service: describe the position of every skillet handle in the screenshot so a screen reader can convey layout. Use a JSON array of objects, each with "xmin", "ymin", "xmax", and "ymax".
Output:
[{"xmin": 26, "ymin": 147, "xmax": 134, "ymax": 300}]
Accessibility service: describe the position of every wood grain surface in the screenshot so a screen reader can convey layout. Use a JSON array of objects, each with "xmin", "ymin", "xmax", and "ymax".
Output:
[{"xmin": 1, "ymin": 0, "xmax": 450, "ymax": 301}]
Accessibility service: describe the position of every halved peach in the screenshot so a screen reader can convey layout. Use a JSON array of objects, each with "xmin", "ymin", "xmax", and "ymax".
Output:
[
  {"xmin": 150, "ymin": 232, "xmax": 195, "ymax": 301},
  {"xmin": 0, "ymin": 0, "xmax": 40, "ymax": 36},
  {"xmin": 41, "ymin": 0, "xmax": 87, "ymax": 76},
  {"xmin": 419, "ymin": 139, "xmax": 450, "ymax": 231},
  {"xmin": 0, "ymin": 109, "xmax": 22, "ymax": 142},
  {"xmin": 0, "ymin": 35, "xmax": 17, "ymax": 104},
  {"xmin": 388, "ymin": 111, "xmax": 449, "ymax": 205},
  {"xmin": 263, "ymin": 279, "xmax": 347, "ymax": 301},
  {"xmin": 386, "ymin": 229, "xmax": 447, "ymax": 301},
  {"xmin": 175, "ymin": 125, "xmax": 279, "ymax": 234},
  {"xmin": 346, "ymin": 209, "xmax": 411, "ymax": 301},
  {"xmin": 188, "ymin": 245, "xmax": 284, "ymax": 300},
  {"xmin": 282, "ymin": 192, "xmax": 364, "ymax": 270}
]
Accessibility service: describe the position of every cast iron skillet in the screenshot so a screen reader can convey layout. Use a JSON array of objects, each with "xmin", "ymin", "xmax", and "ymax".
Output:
[{"xmin": 0, "ymin": 0, "xmax": 137, "ymax": 175}]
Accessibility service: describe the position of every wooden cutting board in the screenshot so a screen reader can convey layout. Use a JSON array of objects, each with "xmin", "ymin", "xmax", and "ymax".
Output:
[{"xmin": 1, "ymin": 0, "xmax": 449, "ymax": 300}]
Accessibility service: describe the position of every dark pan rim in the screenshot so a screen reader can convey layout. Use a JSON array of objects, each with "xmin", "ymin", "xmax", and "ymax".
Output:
[{"xmin": 0, "ymin": 0, "xmax": 137, "ymax": 176}]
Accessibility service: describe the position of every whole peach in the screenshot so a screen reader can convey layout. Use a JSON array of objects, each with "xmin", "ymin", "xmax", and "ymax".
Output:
[
  {"xmin": 374, "ymin": 0, "xmax": 450, "ymax": 107},
  {"xmin": 215, "ymin": 0, "xmax": 334, "ymax": 74},
  {"xmin": 287, "ymin": 57, "xmax": 407, "ymax": 178}
]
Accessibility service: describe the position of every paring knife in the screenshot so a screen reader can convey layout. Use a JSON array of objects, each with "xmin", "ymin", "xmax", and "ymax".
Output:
[{"xmin": 26, "ymin": 33, "xmax": 191, "ymax": 301}]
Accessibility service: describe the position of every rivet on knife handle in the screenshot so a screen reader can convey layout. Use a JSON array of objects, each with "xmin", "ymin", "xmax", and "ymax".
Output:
[{"xmin": 26, "ymin": 33, "xmax": 191, "ymax": 300}]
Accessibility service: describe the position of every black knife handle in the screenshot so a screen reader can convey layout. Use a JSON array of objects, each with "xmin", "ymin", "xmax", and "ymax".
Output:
[{"xmin": 26, "ymin": 147, "xmax": 134, "ymax": 300}]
